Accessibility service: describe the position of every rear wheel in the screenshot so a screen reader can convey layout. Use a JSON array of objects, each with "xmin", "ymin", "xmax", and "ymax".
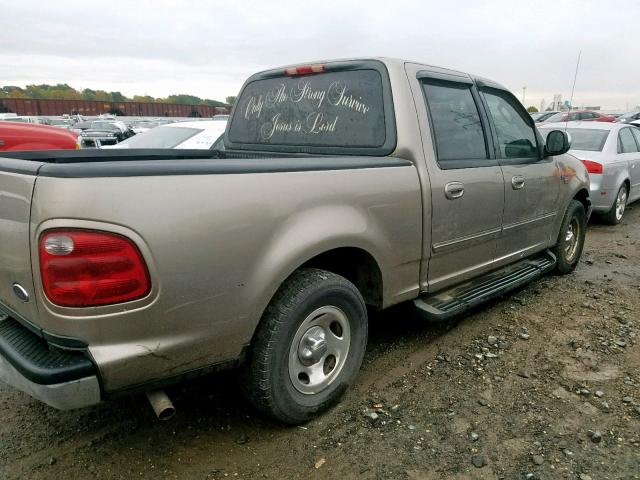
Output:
[
  {"xmin": 603, "ymin": 184, "xmax": 628, "ymax": 225},
  {"xmin": 552, "ymin": 200, "xmax": 587, "ymax": 274},
  {"xmin": 241, "ymin": 268, "xmax": 368, "ymax": 424}
]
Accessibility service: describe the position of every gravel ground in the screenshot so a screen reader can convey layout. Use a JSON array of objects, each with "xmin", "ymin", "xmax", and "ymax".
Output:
[{"xmin": 1, "ymin": 206, "xmax": 638, "ymax": 480}]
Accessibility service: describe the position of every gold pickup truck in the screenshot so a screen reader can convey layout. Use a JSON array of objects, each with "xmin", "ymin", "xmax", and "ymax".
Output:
[{"xmin": 0, "ymin": 58, "xmax": 590, "ymax": 424}]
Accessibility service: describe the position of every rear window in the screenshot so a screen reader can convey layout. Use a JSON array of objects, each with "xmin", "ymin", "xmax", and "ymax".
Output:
[
  {"xmin": 117, "ymin": 126, "xmax": 203, "ymax": 148},
  {"xmin": 228, "ymin": 67, "xmax": 392, "ymax": 153},
  {"xmin": 539, "ymin": 128, "xmax": 609, "ymax": 151}
]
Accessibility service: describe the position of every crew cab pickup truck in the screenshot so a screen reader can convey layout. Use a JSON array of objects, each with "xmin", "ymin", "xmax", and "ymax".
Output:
[{"xmin": 0, "ymin": 58, "xmax": 590, "ymax": 424}]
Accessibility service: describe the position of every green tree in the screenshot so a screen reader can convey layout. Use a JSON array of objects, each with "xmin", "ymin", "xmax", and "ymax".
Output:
[
  {"xmin": 110, "ymin": 91, "xmax": 127, "ymax": 102},
  {"xmin": 132, "ymin": 95, "xmax": 155, "ymax": 103},
  {"xmin": 81, "ymin": 88, "xmax": 97, "ymax": 100},
  {"xmin": 1, "ymin": 86, "xmax": 27, "ymax": 98},
  {"xmin": 225, "ymin": 96, "xmax": 237, "ymax": 106},
  {"xmin": 526, "ymin": 106, "xmax": 539, "ymax": 113},
  {"xmin": 1, "ymin": 83, "xmax": 226, "ymax": 106}
]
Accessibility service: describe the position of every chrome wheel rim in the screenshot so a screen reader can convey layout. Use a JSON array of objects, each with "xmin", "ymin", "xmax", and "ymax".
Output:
[
  {"xmin": 564, "ymin": 217, "xmax": 580, "ymax": 262},
  {"xmin": 288, "ymin": 306, "xmax": 351, "ymax": 395},
  {"xmin": 615, "ymin": 188, "xmax": 627, "ymax": 221}
]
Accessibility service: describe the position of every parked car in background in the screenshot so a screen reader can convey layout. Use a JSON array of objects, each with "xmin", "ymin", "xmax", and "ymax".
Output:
[
  {"xmin": 530, "ymin": 111, "xmax": 559, "ymax": 123},
  {"xmin": 0, "ymin": 115, "xmax": 50, "ymax": 125},
  {"xmin": 80, "ymin": 120, "xmax": 134, "ymax": 148},
  {"xmin": 540, "ymin": 110, "xmax": 617, "ymax": 125},
  {"xmin": 111, "ymin": 120, "xmax": 227, "ymax": 149},
  {"xmin": 539, "ymin": 122, "xmax": 640, "ymax": 224},
  {"xmin": 48, "ymin": 118, "xmax": 76, "ymax": 130},
  {"xmin": 128, "ymin": 120, "xmax": 161, "ymax": 134},
  {"xmin": 616, "ymin": 110, "xmax": 640, "ymax": 123},
  {"xmin": 0, "ymin": 122, "xmax": 79, "ymax": 151},
  {"xmin": 0, "ymin": 58, "xmax": 589, "ymax": 425}
]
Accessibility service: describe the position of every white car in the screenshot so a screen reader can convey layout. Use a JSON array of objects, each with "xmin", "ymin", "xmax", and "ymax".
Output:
[
  {"xmin": 111, "ymin": 120, "xmax": 228, "ymax": 150},
  {"xmin": 539, "ymin": 122, "xmax": 640, "ymax": 224}
]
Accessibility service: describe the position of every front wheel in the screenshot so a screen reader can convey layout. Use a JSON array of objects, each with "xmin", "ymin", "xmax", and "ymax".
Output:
[
  {"xmin": 603, "ymin": 184, "xmax": 628, "ymax": 225},
  {"xmin": 241, "ymin": 268, "xmax": 368, "ymax": 424},
  {"xmin": 552, "ymin": 200, "xmax": 587, "ymax": 274}
]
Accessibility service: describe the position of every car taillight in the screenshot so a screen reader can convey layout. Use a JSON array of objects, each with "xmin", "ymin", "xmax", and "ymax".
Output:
[
  {"xmin": 283, "ymin": 64, "xmax": 325, "ymax": 76},
  {"xmin": 39, "ymin": 229, "xmax": 151, "ymax": 307},
  {"xmin": 580, "ymin": 160, "xmax": 603, "ymax": 174}
]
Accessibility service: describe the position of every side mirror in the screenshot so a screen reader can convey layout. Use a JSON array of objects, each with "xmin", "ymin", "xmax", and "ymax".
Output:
[{"xmin": 544, "ymin": 130, "xmax": 571, "ymax": 156}]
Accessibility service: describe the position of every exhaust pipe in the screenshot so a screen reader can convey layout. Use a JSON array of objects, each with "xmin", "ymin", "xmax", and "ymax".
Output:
[{"xmin": 146, "ymin": 390, "xmax": 175, "ymax": 421}]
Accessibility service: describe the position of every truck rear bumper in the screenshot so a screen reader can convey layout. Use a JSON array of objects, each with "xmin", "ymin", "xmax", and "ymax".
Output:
[{"xmin": 0, "ymin": 316, "xmax": 101, "ymax": 410}]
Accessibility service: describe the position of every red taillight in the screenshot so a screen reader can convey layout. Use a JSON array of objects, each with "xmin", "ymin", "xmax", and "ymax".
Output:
[
  {"xmin": 580, "ymin": 159, "xmax": 603, "ymax": 174},
  {"xmin": 283, "ymin": 64, "xmax": 325, "ymax": 76},
  {"xmin": 39, "ymin": 229, "xmax": 151, "ymax": 307}
]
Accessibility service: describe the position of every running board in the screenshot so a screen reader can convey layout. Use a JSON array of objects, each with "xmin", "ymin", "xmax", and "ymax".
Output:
[{"xmin": 414, "ymin": 250, "xmax": 556, "ymax": 321}]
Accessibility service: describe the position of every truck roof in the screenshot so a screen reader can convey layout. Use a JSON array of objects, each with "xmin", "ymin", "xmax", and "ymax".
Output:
[{"xmin": 252, "ymin": 57, "xmax": 508, "ymax": 91}]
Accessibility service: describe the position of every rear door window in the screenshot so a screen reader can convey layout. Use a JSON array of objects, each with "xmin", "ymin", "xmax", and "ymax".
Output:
[
  {"xmin": 227, "ymin": 62, "xmax": 395, "ymax": 155},
  {"xmin": 481, "ymin": 88, "xmax": 539, "ymax": 160},
  {"xmin": 631, "ymin": 128, "xmax": 640, "ymax": 149},
  {"xmin": 618, "ymin": 128, "xmax": 639, "ymax": 153},
  {"xmin": 421, "ymin": 80, "xmax": 489, "ymax": 169}
]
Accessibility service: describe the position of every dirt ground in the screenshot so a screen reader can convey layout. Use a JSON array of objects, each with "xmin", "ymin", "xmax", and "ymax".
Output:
[{"xmin": 1, "ymin": 206, "xmax": 638, "ymax": 480}]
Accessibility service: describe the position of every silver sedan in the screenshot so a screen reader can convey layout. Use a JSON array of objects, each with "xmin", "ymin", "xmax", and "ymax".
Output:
[{"xmin": 539, "ymin": 122, "xmax": 640, "ymax": 224}]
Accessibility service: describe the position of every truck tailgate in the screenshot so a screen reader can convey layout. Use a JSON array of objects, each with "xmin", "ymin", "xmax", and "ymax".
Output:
[{"xmin": 0, "ymin": 158, "xmax": 42, "ymax": 323}]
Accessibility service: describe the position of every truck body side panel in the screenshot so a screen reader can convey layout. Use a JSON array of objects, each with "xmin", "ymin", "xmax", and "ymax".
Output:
[
  {"xmin": 0, "ymin": 161, "xmax": 42, "ymax": 325},
  {"xmin": 28, "ymin": 163, "xmax": 421, "ymax": 391}
]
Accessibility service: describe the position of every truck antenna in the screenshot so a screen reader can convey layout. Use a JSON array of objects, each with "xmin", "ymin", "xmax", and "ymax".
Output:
[{"xmin": 568, "ymin": 50, "xmax": 581, "ymax": 115}]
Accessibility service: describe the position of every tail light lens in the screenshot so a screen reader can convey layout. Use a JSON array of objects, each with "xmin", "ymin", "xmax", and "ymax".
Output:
[
  {"xmin": 580, "ymin": 160, "xmax": 603, "ymax": 174},
  {"xmin": 39, "ymin": 229, "xmax": 151, "ymax": 307}
]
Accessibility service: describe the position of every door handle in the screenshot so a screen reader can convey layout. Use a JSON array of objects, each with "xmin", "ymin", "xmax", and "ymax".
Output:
[
  {"xmin": 444, "ymin": 181, "xmax": 464, "ymax": 200},
  {"xmin": 0, "ymin": 139, "xmax": 4, "ymax": 146},
  {"xmin": 511, "ymin": 175, "xmax": 525, "ymax": 190}
]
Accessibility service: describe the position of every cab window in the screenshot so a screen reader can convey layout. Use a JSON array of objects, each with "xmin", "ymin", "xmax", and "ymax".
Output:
[
  {"xmin": 421, "ymin": 80, "xmax": 489, "ymax": 169},
  {"xmin": 481, "ymin": 88, "xmax": 538, "ymax": 160}
]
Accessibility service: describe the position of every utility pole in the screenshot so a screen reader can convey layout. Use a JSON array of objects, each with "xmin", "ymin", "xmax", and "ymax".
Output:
[{"xmin": 522, "ymin": 86, "xmax": 527, "ymax": 105}]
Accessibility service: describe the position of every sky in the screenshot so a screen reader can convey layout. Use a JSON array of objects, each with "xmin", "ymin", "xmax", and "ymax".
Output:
[{"xmin": 2, "ymin": 0, "xmax": 639, "ymax": 111}]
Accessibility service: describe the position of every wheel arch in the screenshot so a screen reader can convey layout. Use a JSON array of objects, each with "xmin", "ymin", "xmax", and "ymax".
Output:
[{"xmin": 573, "ymin": 187, "xmax": 591, "ymax": 214}]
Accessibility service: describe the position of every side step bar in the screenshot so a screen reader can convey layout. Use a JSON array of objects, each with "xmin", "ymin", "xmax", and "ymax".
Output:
[{"xmin": 414, "ymin": 250, "xmax": 556, "ymax": 321}]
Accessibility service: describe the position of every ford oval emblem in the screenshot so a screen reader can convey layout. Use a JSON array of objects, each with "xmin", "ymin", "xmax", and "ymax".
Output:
[{"xmin": 12, "ymin": 283, "xmax": 30, "ymax": 302}]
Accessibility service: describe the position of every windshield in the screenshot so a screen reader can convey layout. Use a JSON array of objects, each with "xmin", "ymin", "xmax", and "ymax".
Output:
[
  {"xmin": 117, "ymin": 126, "xmax": 203, "ymax": 148},
  {"xmin": 228, "ymin": 67, "xmax": 390, "ymax": 152},
  {"xmin": 3, "ymin": 117, "xmax": 28, "ymax": 123},
  {"xmin": 50, "ymin": 119, "xmax": 71, "ymax": 126},
  {"xmin": 543, "ymin": 113, "xmax": 566, "ymax": 123},
  {"xmin": 540, "ymin": 128, "xmax": 610, "ymax": 152}
]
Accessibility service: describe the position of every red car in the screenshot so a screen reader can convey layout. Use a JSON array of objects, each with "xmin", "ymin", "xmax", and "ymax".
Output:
[
  {"xmin": 541, "ymin": 110, "xmax": 616, "ymax": 124},
  {"xmin": 0, "ymin": 122, "xmax": 79, "ymax": 151}
]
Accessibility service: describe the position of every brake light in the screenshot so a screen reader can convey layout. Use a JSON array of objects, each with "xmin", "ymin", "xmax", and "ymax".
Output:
[
  {"xmin": 283, "ymin": 64, "xmax": 325, "ymax": 76},
  {"xmin": 580, "ymin": 160, "xmax": 603, "ymax": 174},
  {"xmin": 39, "ymin": 229, "xmax": 150, "ymax": 307}
]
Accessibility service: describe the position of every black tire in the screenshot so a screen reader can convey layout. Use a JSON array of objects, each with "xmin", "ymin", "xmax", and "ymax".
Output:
[
  {"xmin": 602, "ymin": 184, "xmax": 628, "ymax": 225},
  {"xmin": 552, "ymin": 200, "xmax": 587, "ymax": 274},
  {"xmin": 241, "ymin": 268, "xmax": 368, "ymax": 424}
]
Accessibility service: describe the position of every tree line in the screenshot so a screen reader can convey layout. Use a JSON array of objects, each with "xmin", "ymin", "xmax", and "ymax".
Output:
[{"xmin": 0, "ymin": 84, "xmax": 236, "ymax": 106}]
